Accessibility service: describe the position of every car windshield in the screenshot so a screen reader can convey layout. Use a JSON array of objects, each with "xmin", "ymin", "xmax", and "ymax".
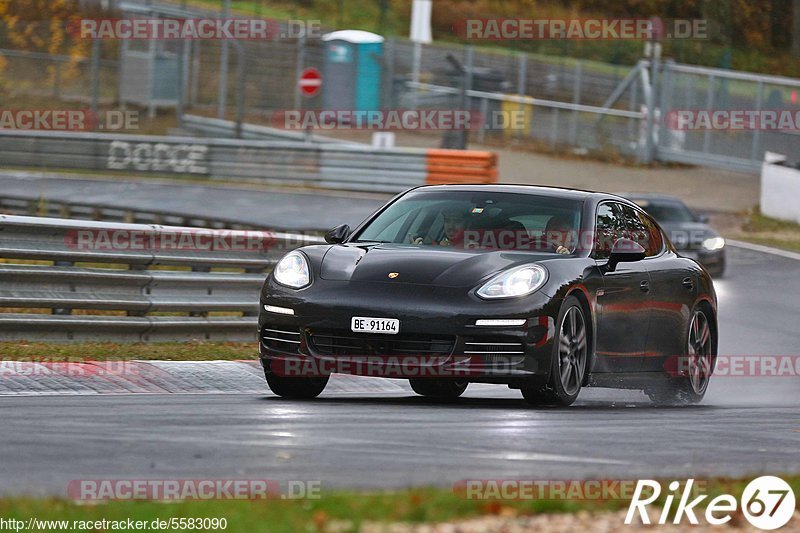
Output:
[
  {"xmin": 353, "ymin": 191, "xmax": 583, "ymax": 253},
  {"xmin": 634, "ymin": 200, "xmax": 695, "ymax": 223}
]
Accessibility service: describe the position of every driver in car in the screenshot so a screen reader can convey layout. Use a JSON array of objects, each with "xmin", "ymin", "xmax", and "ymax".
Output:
[
  {"xmin": 543, "ymin": 215, "xmax": 574, "ymax": 255},
  {"xmin": 410, "ymin": 208, "xmax": 468, "ymax": 247}
]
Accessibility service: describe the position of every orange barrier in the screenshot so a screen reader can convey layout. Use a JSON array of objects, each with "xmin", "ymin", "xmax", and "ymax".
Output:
[{"xmin": 425, "ymin": 149, "xmax": 499, "ymax": 185}]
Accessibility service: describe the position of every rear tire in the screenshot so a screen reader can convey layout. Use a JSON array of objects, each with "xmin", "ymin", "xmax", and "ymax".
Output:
[
  {"xmin": 409, "ymin": 378, "xmax": 468, "ymax": 399},
  {"xmin": 265, "ymin": 369, "xmax": 328, "ymax": 399},
  {"xmin": 521, "ymin": 296, "xmax": 588, "ymax": 407},
  {"xmin": 645, "ymin": 306, "xmax": 714, "ymax": 406}
]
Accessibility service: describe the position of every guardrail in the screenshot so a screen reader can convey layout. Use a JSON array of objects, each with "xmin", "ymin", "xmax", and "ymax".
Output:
[
  {"xmin": 0, "ymin": 130, "xmax": 498, "ymax": 193},
  {"xmin": 181, "ymin": 114, "xmax": 364, "ymax": 145},
  {"xmin": 0, "ymin": 193, "xmax": 263, "ymax": 231},
  {"xmin": 0, "ymin": 215, "xmax": 323, "ymax": 342}
]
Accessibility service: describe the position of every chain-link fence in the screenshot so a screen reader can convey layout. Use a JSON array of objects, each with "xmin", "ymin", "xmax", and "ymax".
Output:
[{"xmin": 2, "ymin": 0, "xmax": 799, "ymax": 171}]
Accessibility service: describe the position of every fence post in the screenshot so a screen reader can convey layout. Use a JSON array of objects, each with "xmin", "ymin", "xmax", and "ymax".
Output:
[
  {"xmin": 644, "ymin": 44, "xmax": 661, "ymax": 163},
  {"xmin": 517, "ymin": 53, "xmax": 527, "ymax": 138},
  {"xmin": 702, "ymin": 74, "xmax": 716, "ymax": 154},
  {"xmin": 217, "ymin": 0, "xmax": 231, "ymax": 118},
  {"xmin": 656, "ymin": 60, "xmax": 674, "ymax": 157},
  {"xmin": 190, "ymin": 39, "xmax": 201, "ymax": 107},
  {"xmin": 177, "ymin": 39, "xmax": 185, "ymax": 129},
  {"xmin": 410, "ymin": 41, "xmax": 422, "ymax": 110},
  {"xmin": 294, "ymin": 34, "xmax": 307, "ymax": 112},
  {"xmin": 90, "ymin": 38, "xmax": 101, "ymax": 123},
  {"xmin": 235, "ymin": 42, "xmax": 247, "ymax": 139},
  {"xmin": 569, "ymin": 61, "xmax": 582, "ymax": 146},
  {"xmin": 750, "ymin": 80, "xmax": 764, "ymax": 163}
]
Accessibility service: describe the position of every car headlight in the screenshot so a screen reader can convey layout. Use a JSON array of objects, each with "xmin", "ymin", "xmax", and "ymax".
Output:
[
  {"xmin": 273, "ymin": 251, "xmax": 311, "ymax": 289},
  {"xmin": 477, "ymin": 264, "xmax": 548, "ymax": 299},
  {"xmin": 702, "ymin": 237, "xmax": 725, "ymax": 251}
]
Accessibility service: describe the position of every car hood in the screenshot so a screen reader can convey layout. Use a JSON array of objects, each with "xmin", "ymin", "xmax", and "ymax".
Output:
[
  {"xmin": 320, "ymin": 243, "xmax": 557, "ymax": 287},
  {"xmin": 659, "ymin": 222, "xmax": 719, "ymax": 250}
]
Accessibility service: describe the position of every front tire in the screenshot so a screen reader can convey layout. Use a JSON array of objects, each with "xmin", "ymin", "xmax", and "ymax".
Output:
[
  {"xmin": 409, "ymin": 378, "xmax": 468, "ymax": 399},
  {"xmin": 521, "ymin": 296, "xmax": 588, "ymax": 407},
  {"xmin": 265, "ymin": 369, "xmax": 329, "ymax": 399},
  {"xmin": 645, "ymin": 307, "xmax": 715, "ymax": 406}
]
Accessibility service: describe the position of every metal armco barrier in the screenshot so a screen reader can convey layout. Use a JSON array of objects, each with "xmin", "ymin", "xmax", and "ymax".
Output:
[
  {"xmin": 0, "ymin": 130, "xmax": 498, "ymax": 193},
  {"xmin": 182, "ymin": 114, "xmax": 363, "ymax": 145},
  {"xmin": 0, "ymin": 215, "xmax": 323, "ymax": 342}
]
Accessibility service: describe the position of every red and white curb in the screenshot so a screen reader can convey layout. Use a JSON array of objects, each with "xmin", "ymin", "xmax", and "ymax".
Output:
[{"xmin": 0, "ymin": 360, "xmax": 407, "ymax": 396}]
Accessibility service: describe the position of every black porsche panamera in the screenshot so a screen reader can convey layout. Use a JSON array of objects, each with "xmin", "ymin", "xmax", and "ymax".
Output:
[{"xmin": 259, "ymin": 185, "xmax": 718, "ymax": 406}]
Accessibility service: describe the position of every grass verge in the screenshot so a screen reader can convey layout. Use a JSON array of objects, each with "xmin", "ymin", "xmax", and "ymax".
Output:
[
  {"xmin": 0, "ymin": 342, "xmax": 256, "ymax": 361},
  {"xmin": 720, "ymin": 209, "xmax": 800, "ymax": 253},
  {"xmin": 0, "ymin": 476, "xmax": 797, "ymax": 533}
]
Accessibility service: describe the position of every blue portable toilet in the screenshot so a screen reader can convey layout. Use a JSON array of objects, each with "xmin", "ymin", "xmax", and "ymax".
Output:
[{"xmin": 322, "ymin": 30, "xmax": 384, "ymax": 111}]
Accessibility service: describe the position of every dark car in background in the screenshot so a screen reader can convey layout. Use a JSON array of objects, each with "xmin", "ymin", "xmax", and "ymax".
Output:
[
  {"xmin": 621, "ymin": 194, "xmax": 726, "ymax": 277},
  {"xmin": 260, "ymin": 185, "xmax": 718, "ymax": 407}
]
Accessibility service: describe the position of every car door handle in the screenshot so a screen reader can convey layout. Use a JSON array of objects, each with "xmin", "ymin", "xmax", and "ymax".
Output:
[
  {"xmin": 639, "ymin": 280, "xmax": 650, "ymax": 293},
  {"xmin": 682, "ymin": 277, "xmax": 695, "ymax": 290}
]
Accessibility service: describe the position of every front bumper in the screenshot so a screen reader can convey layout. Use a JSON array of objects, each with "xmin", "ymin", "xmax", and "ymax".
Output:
[{"xmin": 259, "ymin": 279, "xmax": 561, "ymax": 383}]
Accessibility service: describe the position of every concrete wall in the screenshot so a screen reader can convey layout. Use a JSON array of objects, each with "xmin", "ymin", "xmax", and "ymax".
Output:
[{"xmin": 761, "ymin": 152, "xmax": 800, "ymax": 224}]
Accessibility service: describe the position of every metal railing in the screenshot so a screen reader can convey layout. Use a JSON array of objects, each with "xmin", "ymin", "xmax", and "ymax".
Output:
[
  {"xmin": 0, "ymin": 130, "xmax": 430, "ymax": 193},
  {"xmin": 0, "ymin": 215, "xmax": 323, "ymax": 342},
  {"xmin": 181, "ymin": 115, "xmax": 363, "ymax": 145}
]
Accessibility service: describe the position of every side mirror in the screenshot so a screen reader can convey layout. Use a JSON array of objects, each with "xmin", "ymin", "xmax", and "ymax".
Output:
[
  {"xmin": 325, "ymin": 224, "xmax": 351, "ymax": 244},
  {"xmin": 607, "ymin": 238, "xmax": 646, "ymax": 272},
  {"xmin": 696, "ymin": 214, "xmax": 710, "ymax": 224}
]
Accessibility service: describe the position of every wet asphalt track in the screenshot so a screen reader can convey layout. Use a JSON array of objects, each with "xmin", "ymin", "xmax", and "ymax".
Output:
[
  {"xmin": 0, "ymin": 172, "xmax": 385, "ymax": 232},
  {"xmin": 1, "ymin": 245, "xmax": 799, "ymax": 496}
]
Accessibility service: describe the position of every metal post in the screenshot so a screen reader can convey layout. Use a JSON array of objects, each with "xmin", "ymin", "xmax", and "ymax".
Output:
[
  {"xmin": 550, "ymin": 107, "xmax": 559, "ymax": 150},
  {"xmin": 384, "ymin": 37, "xmax": 395, "ymax": 109},
  {"xmin": 90, "ymin": 38, "xmax": 101, "ymax": 120},
  {"xmin": 628, "ymin": 66, "xmax": 639, "ymax": 139},
  {"xmin": 702, "ymin": 74, "xmax": 716, "ymax": 154},
  {"xmin": 147, "ymin": 35, "xmax": 157, "ymax": 119},
  {"xmin": 657, "ymin": 60, "xmax": 673, "ymax": 154},
  {"xmin": 235, "ymin": 43, "xmax": 246, "ymax": 139},
  {"xmin": 294, "ymin": 34, "xmax": 307, "ymax": 112},
  {"xmin": 182, "ymin": 39, "xmax": 191, "ymax": 109},
  {"xmin": 190, "ymin": 39, "xmax": 201, "ymax": 106},
  {"xmin": 517, "ymin": 53, "xmax": 527, "ymax": 139},
  {"xmin": 176, "ymin": 40, "xmax": 185, "ymax": 129},
  {"xmin": 217, "ymin": 0, "xmax": 231, "ymax": 118},
  {"xmin": 410, "ymin": 41, "xmax": 422, "ymax": 109},
  {"xmin": 645, "ymin": 43, "xmax": 662, "ymax": 163},
  {"xmin": 569, "ymin": 61, "xmax": 582, "ymax": 145},
  {"xmin": 751, "ymin": 80, "xmax": 764, "ymax": 162},
  {"xmin": 478, "ymin": 97, "xmax": 488, "ymax": 143}
]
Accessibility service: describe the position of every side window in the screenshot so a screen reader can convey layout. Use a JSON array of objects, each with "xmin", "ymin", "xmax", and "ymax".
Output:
[
  {"xmin": 593, "ymin": 203, "xmax": 621, "ymax": 260},
  {"xmin": 637, "ymin": 212, "xmax": 665, "ymax": 257},
  {"xmin": 617, "ymin": 204, "xmax": 653, "ymax": 256}
]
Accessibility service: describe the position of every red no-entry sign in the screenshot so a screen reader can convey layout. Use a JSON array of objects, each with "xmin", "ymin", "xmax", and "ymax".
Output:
[{"xmin": 299, "ymin": 68, "xmax": 322, "ymax": 97}]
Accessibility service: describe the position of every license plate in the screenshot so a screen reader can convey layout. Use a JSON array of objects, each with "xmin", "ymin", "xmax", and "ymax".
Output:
[{"xmin": 351, "ymin": 317, "xmax": 400, "ymax": 335}]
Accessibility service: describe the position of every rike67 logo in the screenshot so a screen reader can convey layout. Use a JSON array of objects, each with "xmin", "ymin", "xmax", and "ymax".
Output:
[{"xmin": 626, "ymin": 476, "xmax": 796, "ymax": 530}]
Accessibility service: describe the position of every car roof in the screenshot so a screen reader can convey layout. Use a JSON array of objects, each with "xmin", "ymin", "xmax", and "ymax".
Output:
[{"xmin": 411, "ymin": 184, "xmax": 635, "ymax": 205}]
